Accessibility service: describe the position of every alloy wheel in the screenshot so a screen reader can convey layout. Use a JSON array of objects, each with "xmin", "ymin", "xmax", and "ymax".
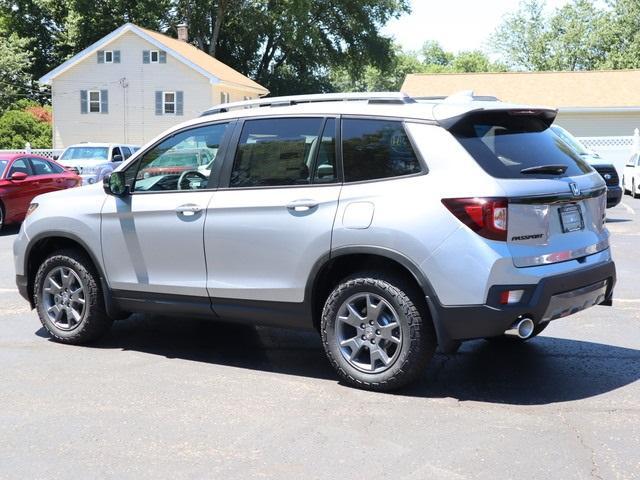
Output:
[
  {"xmin": 41, "ymin": 267, "xmax": 87, "ymax": 331},
  {"xmin": 335, "ymin": 292, "xmax": 403, "ymax": 373}
]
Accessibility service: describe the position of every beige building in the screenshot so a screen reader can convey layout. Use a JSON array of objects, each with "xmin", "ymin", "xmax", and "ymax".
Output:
[
  {"xmin": 401, "ymin": 70, "xmax": 640, "ymax": 137},
  {"xmin": 39, "ymin": 23, "xmax": 269, "ymax": 148}
]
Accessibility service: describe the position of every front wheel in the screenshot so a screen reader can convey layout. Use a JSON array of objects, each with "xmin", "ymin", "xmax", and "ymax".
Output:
[
  {"xmin": 34, "ymin": 249, "xmax": 113, "ymax": 344},
  {"xmin": 321, "ymin": 274, "xmax": 436, "ymax": 391},
  {"xmin": 634, "ymin": 180, "xmax": 640, "ymax": 199}
]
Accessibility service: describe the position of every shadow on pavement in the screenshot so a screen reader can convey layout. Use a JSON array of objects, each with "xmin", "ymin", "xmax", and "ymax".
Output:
[
  {"xmin": 0, "ymin": 224, "xmax": 20, "ymax": 237},
  {"xmin": 37, "ymin": 315, "xmax": 640, "ymax": 404}
]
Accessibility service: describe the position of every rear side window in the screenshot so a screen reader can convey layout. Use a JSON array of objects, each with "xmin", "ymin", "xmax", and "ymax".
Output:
[
  {"xmin": 342, "ymin": 119, "xmax": 422, "ymax": 182},
  {"xmin": 30, "ymin": 158, "xmax": 59, "ymax": 175},
  {"xmin": 230, "ymin": 118, "xmax": 327, "ymax": 188},
  {"xmin": 451, "ymin": 112, "xmax": 593, "ymax": 179}
]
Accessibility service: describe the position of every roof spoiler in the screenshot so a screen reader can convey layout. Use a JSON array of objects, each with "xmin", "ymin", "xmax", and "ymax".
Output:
[{"xmin": 437, "ymin": 107, "xmax": 558, "ymax": 130}]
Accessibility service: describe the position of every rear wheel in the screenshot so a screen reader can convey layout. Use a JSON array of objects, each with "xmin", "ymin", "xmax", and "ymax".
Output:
[
  {"xmin": 34, "ymin": 249, "xmax": 113, "ymax": 344},
  {"xmin": 485, "ymin": 321, "xmax": 549, "ymax": 343},
  {"xmin": 321, "ymin": 273, "xmax": 436, "ymax": 391},
  {"xmin": 0, "ymin": 201, "xmax": 4, "ymax": 231}
]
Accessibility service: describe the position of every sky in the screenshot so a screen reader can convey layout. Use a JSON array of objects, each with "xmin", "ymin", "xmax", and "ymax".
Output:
[{"xmin": 382, "ymin": 0, "xmax": 573, "ymax": 54}]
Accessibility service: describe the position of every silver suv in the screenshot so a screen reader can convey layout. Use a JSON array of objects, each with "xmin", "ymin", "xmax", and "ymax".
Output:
[{"xmin": 14, "ymin": 93, "xmax": 616, "ymax": 391}]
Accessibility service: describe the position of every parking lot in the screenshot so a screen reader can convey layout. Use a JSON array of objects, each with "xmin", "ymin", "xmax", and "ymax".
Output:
[{"xmin": 0, "ymin": 198, "xmax": 639, "ymax": 480}]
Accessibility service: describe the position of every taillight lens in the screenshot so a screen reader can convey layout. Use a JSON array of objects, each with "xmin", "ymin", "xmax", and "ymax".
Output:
[{"xmin": 442, "ymin": 197, "xmax": 508, "ymax": 241}]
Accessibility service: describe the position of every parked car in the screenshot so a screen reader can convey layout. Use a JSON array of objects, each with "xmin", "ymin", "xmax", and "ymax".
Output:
[
  {"xmin": 56, "ymin": 143, "xmax": 139, "ymax": 185},
  {"xmin": 550, "ymin": 125, "xmax": 622, "ymax": 208},
  {"xmin": 622, "ymin": 152, "xmax": 640, "ymax": 198},
  {"xmin": 14, "ymin": 92, "xmax": 616, "ymax": 391},
  {"xmin": 0, "ymin": 154, "xmax": 81, "ymax": 231}
]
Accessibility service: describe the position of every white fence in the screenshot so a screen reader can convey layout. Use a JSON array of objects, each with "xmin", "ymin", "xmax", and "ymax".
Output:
[
  {"xmin": 0, "ymin": 148, "xmax": 64, "ymax": 159},
  {"xmin": 578, "ymin": 135, "xmax": 636, "ymax": 175}
]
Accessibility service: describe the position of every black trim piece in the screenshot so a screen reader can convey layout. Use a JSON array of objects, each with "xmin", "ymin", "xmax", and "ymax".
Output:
[
  {"xmin": 212, "ymin": 298, "xmax": 312, "ymax": 330},
  {"xmin": 509, "ymin": 186, "xmax": 607, "ymax": 205},
  {"xmin": 112, "ymin": 289, "xmax": 217, "ymax": 319},
  {"xmin": 606, "ymin": 186, "xmax": 622, "ymax": 208},
  {"xmin": 433, "ymin": 260, "xmax": 616, "ymax": 341},
  {"xmin": 16, "ymin": 274, "xmax": 29, "ymax": 302}
]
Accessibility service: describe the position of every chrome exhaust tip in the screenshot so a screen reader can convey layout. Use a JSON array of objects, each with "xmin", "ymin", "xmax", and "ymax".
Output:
[{"xmin": 505, "ymin": 317, "xmax": 535, "ymax": 339}]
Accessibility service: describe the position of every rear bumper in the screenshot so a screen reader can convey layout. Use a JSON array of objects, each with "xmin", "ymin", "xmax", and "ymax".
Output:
[
  {"xmin": 606, "ymin": 186, "xmax": 622, "ymax": 208},
  {"xmin": 429, "ymin": 259, "xmax": 616, "ymax": 342}
]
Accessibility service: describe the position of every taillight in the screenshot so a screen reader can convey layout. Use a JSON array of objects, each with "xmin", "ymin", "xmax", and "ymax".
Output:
[{"xmin": 442, "ymin": 197, "xmax": 508, "ymax": 241}]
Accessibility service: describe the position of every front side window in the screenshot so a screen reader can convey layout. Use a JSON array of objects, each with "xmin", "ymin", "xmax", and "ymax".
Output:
[
  {"xmin": 229, "ymin": 117, "xmax": 327, "ymax": 188},
  {"xmin": 342, "ymin": 119, "xmax": 422, "ymax": 182},
  {"xmin": 104, "ymin": 50, "xmax": 113, "ymax": 63},
  {"xmin": 88, "ymin": 91, "xmax": 101, "ymax": 113},
  {"xmin": 60, "ymin": 147, "xmax": 109, "ymax": 161},
  {"xmin": 150, "ymin": 50, "xmax": 159, "ymax": 63},
  {"xmin": 8, "ymin": 158, "xmax": 32, "ymax": 177},
  {"xmin": 133, "ymin": 123, "xmax": 230, "ymax": 192},
  {"xmin": 163, "ymin": 92, "xmax": 175, "ymax": 114}
]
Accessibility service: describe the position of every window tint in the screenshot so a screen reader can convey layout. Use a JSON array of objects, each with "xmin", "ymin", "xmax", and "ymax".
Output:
[
  {"xmin": 8, "ymin": 158, "xmax": 32, "ymax": 177},
  {"xmin": 121, "ymin": 147, "xmax": 132, "ymax": 159},
  {"xmin": 342, "ymin": 119, "xmax": 422, "ymax": 182},
  {"xmin": 451, "ymin": 112, "xmax": 593, "ymax": 179},
  {"xmin": 30, "ymin": 158, "xmax": 56, "ymax": 175},
  {"xmin": 48, "ymin": 161, "xmax": 64, "ymax": 174},
  {"xmin": 230, "ymin": 118, "xmax": 324, "ymax": 188},
  {"xmin": 111, "ymin": 147, "xmax": 122, "ymax": 160},
  {"xmin": 313, "ymin": 119, "xmax": 337, "ymax": 183},
  {"xmin": 133, "ymin": 123, "xmax": 229, "ymax": 192}
]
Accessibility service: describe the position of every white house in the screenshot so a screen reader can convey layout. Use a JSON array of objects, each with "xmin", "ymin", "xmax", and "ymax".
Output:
[{"xmin": 39, "ymin": 23, "xmax": 269, "ymax": 148}]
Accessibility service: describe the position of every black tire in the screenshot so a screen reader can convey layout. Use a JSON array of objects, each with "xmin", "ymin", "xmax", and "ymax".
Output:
[
  {"xmin": 485, "ymin": 321, "xmax": 549, "ymax": 343},
  {"xmin": 321, "ymin": 273, "xmax": 436, "ymax": 392},
  {"xmin": 0, "ymin": 200, "xmax": 5, "ymax": 231},
  {"xmin": 633, "ymin": 180, "xmax": 639, "ymax": 199},
  {"xmin": 34, "ymin": 249, "xmax": 113, "ymax": 344}
]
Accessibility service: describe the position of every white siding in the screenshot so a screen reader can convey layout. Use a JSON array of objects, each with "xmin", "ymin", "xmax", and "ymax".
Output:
[
  {"xmin": 556, "ymin": 110, "xmax": 640, "ymax": 137},
  {"xmin": 51, "ymin": 32, "xmax": 215, "ymax": 148}
]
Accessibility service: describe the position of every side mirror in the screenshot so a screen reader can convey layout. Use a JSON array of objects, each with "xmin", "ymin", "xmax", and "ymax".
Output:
[
  {"xmin": 103, "ymin": 171, "xmax": 129, "ymax": 196},
  {"xmin": 112, "ymin": 154, "xmax": 123, "ymax": 163},
  {"xmin": 52, "ymin": 155, "xmax": 59, "ymax": 161},
  {"xmin": 10, "ymin": 171, "xmax": 28, "ymax": 181}
]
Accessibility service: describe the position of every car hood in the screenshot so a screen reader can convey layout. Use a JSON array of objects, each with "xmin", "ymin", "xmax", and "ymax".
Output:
[{"xmin": 57, "ymin": 159, "xmax": 110, "ymax": 169}]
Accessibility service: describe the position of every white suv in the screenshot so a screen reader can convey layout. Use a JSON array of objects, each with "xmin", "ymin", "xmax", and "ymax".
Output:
[
  {"xmin": 623, "ymin": 152, "xmax": 640, "ymax": 198},
  {"xmin": 56, "ymin": 143, "xmax": 139, "ymax": 185},
  {"xmin": 14, "ymin": 93, "xmax": 616, "ymax": 391}
]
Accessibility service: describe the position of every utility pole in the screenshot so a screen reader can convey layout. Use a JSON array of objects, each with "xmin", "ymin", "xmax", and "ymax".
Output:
[{"xmin": 119, "ymin": 77, "xmax": 129, "ymax": 143}]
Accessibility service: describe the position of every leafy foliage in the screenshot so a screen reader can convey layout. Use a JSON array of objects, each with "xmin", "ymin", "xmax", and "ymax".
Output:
[
  {"xmin": 0, "ymin": 31, "xmax": 33, "ymax": 112},
  {"xmin": 0, "ymin": 100, "xmax": 52, "ymax": 148}
]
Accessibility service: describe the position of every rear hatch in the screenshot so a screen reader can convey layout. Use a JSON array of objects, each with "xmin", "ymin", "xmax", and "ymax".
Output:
[{"xmin": 450, "ymin": 109, "xmax": 608, "ymax": 268}]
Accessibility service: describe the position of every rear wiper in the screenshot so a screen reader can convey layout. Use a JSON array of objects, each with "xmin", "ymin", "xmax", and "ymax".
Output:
[{"xmin": 520, "ymin": 164, "xmax": 568, "ymax": 175}]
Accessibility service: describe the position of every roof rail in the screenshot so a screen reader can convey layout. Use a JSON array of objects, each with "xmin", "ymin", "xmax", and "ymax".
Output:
[{"xmin": 200, "ymin": 92, "xmax": 416, "ymax": 116}]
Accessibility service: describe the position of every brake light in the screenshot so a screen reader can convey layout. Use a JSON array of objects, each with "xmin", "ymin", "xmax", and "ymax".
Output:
[{"xmin": 442, "ymin": 197, "xmax": 508, "ymax": 241}]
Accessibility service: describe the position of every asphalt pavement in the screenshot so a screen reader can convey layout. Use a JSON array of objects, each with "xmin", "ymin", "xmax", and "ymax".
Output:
[{"xmin": 0, "ymin": 196, "xmax": 639, "ymax": 480}]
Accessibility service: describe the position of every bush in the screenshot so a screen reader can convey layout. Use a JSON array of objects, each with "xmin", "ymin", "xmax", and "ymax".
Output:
[{"xmin": 0, "ymin": 103, "xmax": 52, "ymax": 149}]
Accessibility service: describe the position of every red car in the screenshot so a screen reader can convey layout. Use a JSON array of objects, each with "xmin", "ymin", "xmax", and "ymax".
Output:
[{"xmin": 0, "ymin": 154, "xmax": 82, "ymax": 230}]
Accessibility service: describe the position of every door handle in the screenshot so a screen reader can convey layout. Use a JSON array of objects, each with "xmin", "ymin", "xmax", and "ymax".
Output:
[
  {"xmin": 286, "ymin": 199, "xmax": 319, "ymax": 212},
  {"xmin": 176, "ymin": 204, "xmax": 203, "ymax": 216}
]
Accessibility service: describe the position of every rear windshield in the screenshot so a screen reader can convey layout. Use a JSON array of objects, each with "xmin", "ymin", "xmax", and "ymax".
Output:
[{"xmin": 450, "ymin": 111, "xmax": 592, "ymax": 179}]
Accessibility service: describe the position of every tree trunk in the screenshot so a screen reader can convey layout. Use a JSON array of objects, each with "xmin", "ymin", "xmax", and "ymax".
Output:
[{"xmin": 209, "ymin": 0, "xmax": 227, "ymax": 57}]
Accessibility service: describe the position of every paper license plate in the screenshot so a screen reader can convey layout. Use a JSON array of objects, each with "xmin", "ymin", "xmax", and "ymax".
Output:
[{"xmin": 559, "ymin": 204, "xmax": 584, "ymax": 233}]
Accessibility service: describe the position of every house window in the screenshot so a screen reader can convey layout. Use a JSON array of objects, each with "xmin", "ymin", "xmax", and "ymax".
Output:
[
  {"xmin": 220, "ymin": 92, "xmax": 230, "ymax": 104},
  {"xmin": 104, "ymin": 51, "xmax": 113, "ymax": 63},
  {"xmin": 163, "ymin": 91, "xmax": 176, "ymax": 114},
  {"xmin": 88, "ymin": 90, "xmax": 101, "ymax": 113},
  {"xmin": 243, "ymin": 96, "xmax": 251, "ymax": 101},
  {"xmin": 150, "ymin": 50, "xmax": 160, "ymax": 63}
]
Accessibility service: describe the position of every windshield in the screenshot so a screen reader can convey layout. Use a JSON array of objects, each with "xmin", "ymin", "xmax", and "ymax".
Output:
[
  {"xmin": 60, "ymin": 147, "xmax": 109, "ymax": 161},
  {"xmin": 0, "ymin": 159, "xmax": 7, "ymax": 177},
  {"xmin": 451, "ymin": 111, "xmax": 593, "ymax": 179},
  {"xmin": 550, "ymin": 125, "xmax": 590, "ymax": 156}
]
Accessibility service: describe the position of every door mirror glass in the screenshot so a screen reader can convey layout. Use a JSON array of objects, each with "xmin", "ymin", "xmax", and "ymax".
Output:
[
  {"xmin": 52, "ymin": 155, "xmax": 59, "ymax": 160},
  {"xmin": 113, "ymin": 154, "xmax": 123, "ymax": 163},
  {"xmin": 10, "ymin": 171, "xmax": 28, "ymax": 181},
  {"xmin": 103, "ymin": 171, "xmax": 128, "ymax": 196}
]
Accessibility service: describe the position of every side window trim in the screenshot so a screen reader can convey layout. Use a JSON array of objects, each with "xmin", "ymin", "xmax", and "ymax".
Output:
[
  {"xmin": 122, "ymin": 119, "xmax": 236, "ymax": 194},
  {"xmin": 9, "ymin": 157, "xmax": 33, "ymax": 177}
]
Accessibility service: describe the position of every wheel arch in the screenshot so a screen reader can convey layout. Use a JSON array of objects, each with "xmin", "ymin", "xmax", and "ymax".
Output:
[
  {"xmin": 307, "ymin": 246, "xmax": 447, "ymax": 345},
  {"xmin": 24, "ymin": 231, "xmax": 124, "ymax": 318}
]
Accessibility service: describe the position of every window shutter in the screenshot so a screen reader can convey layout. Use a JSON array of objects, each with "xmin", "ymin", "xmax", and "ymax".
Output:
[
  {"xmin": 159, "ymin": 51, "xmax": 167, "ymax": 63},
  {"xmin": 113, "ymin": 50, "xmax": 121, "ymax": 63},
  {"xmin": 155, "ymin": 91, "xmax": 162, "ymax": 115},
  {"xmin": 176, "ymin": 91, "xmax": 184, "ymax": 115},
  {"xmin": 143, "ymin": 50, "xmax": 150, "ymax": 64},
  {"xmin": 80, "ymin": 90, "xmax": 88, "ymax": 114},
  {"xmin": 97, "ymin": 50, "xmax": 104, "ymax": 63},
  {"xmin": 100, "ymin": 90, "xmax": 108, "ymax": 114}
]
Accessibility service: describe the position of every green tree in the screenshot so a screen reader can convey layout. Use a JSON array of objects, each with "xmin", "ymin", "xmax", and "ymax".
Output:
[
  {"xmin": 0, "ymin": 32, "xmax": 33, "ymax": 112},
  {"xmin": 597, "ymin": 0, "xmax": 640, "ymax": 69}
]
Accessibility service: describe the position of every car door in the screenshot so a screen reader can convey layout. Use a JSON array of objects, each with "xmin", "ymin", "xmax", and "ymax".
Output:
[
  {"xmin": 28, "ymin": 157, "xmax": 60, "ymax": 193},
  {"xmin": 101, "ymin": 121, "xmax": 234, "ymax": 311},
  {"xmin": 3, "ymin": 158, "xmax": 39, "ymax": 220},
  {"xmin": 205, "ymin": 117, "xmax": 341, "ymax": 311}
]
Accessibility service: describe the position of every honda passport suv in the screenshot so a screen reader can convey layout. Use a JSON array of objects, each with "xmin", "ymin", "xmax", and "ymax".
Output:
[{"xmin": 14, "ymin": 92, "xmax": 616, "ymax": 391}]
